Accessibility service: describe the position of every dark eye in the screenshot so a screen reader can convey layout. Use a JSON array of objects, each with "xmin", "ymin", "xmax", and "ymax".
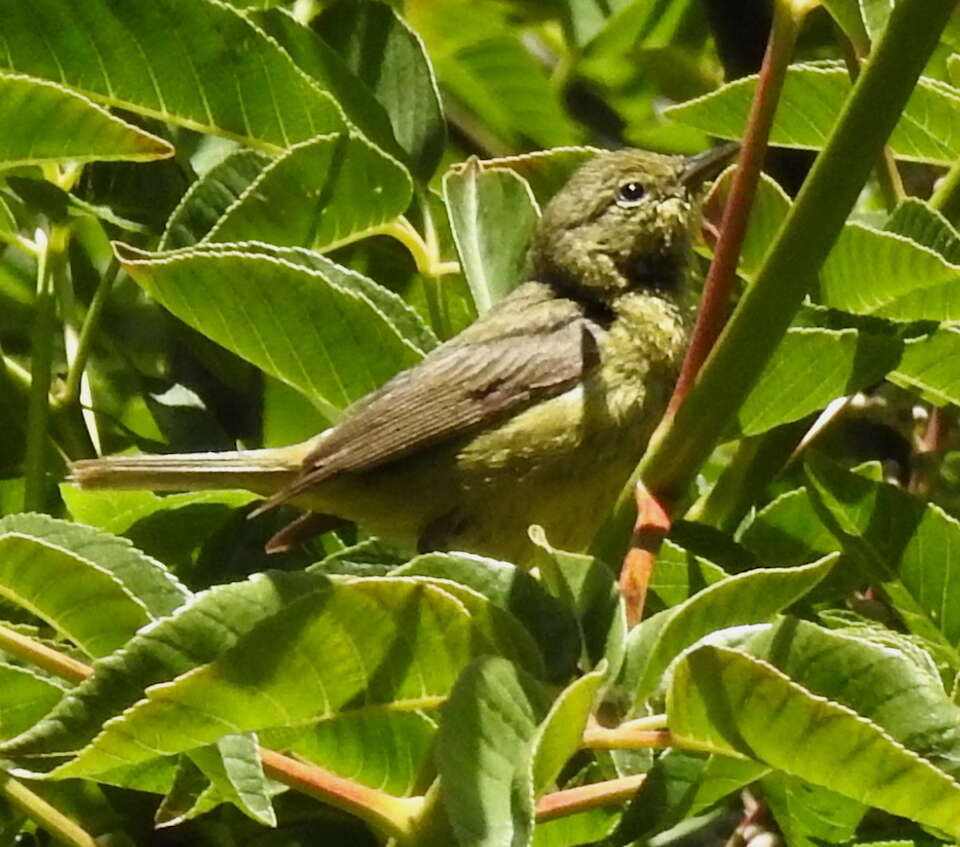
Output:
[{"xmin": 616, "ymin": 181, "xmax": 646, "ymax": 207}]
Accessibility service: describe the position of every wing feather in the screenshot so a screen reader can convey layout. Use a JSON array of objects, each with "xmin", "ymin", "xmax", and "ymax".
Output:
[{"xmin": 259, "ymin": 282, "xmax": 603, "ymax": 510}]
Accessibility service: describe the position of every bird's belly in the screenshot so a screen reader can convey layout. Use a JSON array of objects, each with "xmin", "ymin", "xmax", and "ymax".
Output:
[{"xmin": 297, "ymin": 369, "xmax": 672, "ymax": 566}]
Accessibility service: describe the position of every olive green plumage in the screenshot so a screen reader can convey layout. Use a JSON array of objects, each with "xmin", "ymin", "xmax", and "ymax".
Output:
[{"xmin": 71, "ymin": 146, "xmax": 732, "ymax": 564}]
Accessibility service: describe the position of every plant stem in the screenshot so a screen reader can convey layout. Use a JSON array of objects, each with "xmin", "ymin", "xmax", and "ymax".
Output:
[
  {"xmin": 536, "ymin": 774, "xmax": 647, "ymax": 822},
  {"xmin": 57, "ymin": 259, "xmax": 118, "ymax": 408},
  {"xmin": 259, "ymin": 748, "xmax": 423, "ymax": 840},
  {"xmin": 668, "ymin": 0, "xmax": 801, "ymax": 414},
  {"xmin": 0, "ymin": 623, "xmax": 91, "ymax": 684},
  {"xmin": 23, "ymin": 227, "xmax": 59, "ymax": 513},
  {"xmin": 1, "ymin": 774, "xmax": 99, "ymax": 847},
  {"xmin": 636, "ymin": 0, "xmax": 954, "ymax": 506}
]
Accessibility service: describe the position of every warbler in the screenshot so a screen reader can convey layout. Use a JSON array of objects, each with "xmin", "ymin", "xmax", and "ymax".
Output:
[{"xmin": 71, "ymin": 146, "xmax": 733, "ymax": 564}]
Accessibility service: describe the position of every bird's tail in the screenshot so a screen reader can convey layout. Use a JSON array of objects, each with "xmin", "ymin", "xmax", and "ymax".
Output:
[{"xmin": 69, "ymin": 443, "xmax": 313, "ymax": 498}]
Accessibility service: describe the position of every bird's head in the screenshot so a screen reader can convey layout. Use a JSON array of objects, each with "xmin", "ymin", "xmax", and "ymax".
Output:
[{"xmin": 530, "ymin": 145, "xmax": 736, "ymax": 303}]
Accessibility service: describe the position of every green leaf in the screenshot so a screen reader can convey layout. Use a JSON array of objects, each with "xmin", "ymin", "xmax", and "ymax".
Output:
[
  {"xmin": 884, "ymin": 197, "xmax": 960, "ymax": 264},
  {"xmin": 0, "ymin": 73, "xmax": 172, "ymax": 167},
  {"xmin": 667, "ymin": 645, "xmax": 960, "ymax": 837},
  {"xmin": 666, "ymin": 63, "xmax": 960, "ymax": 164},
  {"xmin": 704, "ymin": 167, "xmax": 792, "ymax": 280},
  {"xmin": 0, "ymin": 513, "xmax": 189, "ymax": 656},
  {"xmin": 530, "ymin": 665, "xmax": 605, "ymax": 795},
  {"xmin": 394, "ymin": 552, "xmax": 581, "ymax": 683},
  {"xmin": 251, "ymin": 7, "xmax": 402, "ymax": 162},
  {"xmin": 622, "ymin": 556, "xmax": 836, "ymax": 707},
  {"xmin": 743, "ymin": 618, "xmax": 960, "ymax": 778},
  {"xmin": 820, "ymin": 223, "xmax": 960, "ymax": 322},
  {"xmin": 0, "ymin": 0, "xmax": 347, "ymax": 152},
  {"xmin": 436, "ymin": 656, "xmax": 551, "ymax": 847},
  {"xmin": 739, "ymin": 488, "xmax": 841, "ymax": 567},
  {"xmin": 2, "ymin": 571, "xmax": 327, "ymax": 762},
  {"xmin": 115, "ymin": 242, "xmax": 435, "ymax": 417},
  {"xmin": 646, "ymin": 539, "xmax": 728, "ymax": 612},
  {"xmin": 62, "ymin": 487, "xmax": 256, "ymax": 537},
  {"xmin": 159, "ymin": 149, "xmax": 272, "ymax": 250},
  {"xmin": 762, "ymin": 773, "xmax": 868, "ymax": 847},
  {"xmin": 443, "ymin": 160, "xmax": 539, "ymax": 313},
  {"xmin": 805, "ymin": 453, "xmax": 960, "ymax": 661},
  {"xmin": 318, "ymin": 0, "xmax": 445, "ymax": 181},
  {"xmin": 614, "ymin": 749, "xmax": 767, "ymax": 844},
  {"xmin": 204, "ymin": 132, "xmax": 413, "ymax": 252},
  {"xmin": 46, "ymin": 578, "xmax": 527, "ymax": 778},
  {"xmin": 735, "ymin": 328, "xmax": 902, "ymax": 437},
  {"xmin": 189, "ymin": 734, "xmax": 276, "ymax": 827},
  {"xmin": 0, "ymin": 663, "xmax": 67, "ymax": 742},
  {"xmin": 264, "ymin": 710, "xmax": 435, "ymax": 797},
  {"xmin": 892, "ymin": 327, "xmax": 960, "ymax": 406}
]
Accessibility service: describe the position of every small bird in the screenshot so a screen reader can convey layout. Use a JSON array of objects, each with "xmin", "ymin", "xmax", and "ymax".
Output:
[{"xmin": 71, "ymin": 146, "xmax": 734, "ymax": 565}]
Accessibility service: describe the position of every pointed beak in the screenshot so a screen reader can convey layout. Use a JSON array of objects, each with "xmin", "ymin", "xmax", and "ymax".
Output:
[{"xmin": 681, "ymin": 142, "xmax": 739, "ymax": 189}]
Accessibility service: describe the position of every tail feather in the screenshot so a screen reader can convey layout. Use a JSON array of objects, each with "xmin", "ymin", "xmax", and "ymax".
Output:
[{"xmin": 69, "ymin": 444, "xmax": 312, "ymax": 498}]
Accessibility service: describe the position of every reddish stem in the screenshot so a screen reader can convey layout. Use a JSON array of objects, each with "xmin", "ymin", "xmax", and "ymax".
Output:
[
  {"xmin": 619, "ymin": 484, "xmax": 671, "ymax": 627},
  {"xmin": 668, "ymin": 2, "xmax": 800, "ymax": 415},
  {"xmin": 536, "ymin": 774, "xmax": 647, "ymax": 822}
]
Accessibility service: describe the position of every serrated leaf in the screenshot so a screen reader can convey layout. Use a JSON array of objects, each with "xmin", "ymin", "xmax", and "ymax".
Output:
[
  {"xmin": 395, "ymin": 552, "xmax": 581, "ymax": 683},
  {"xmin": 443, "ymin": 161, "xmax": 539, "ymax": 313},
  {"xmin": 884, "ymin": 197, "xmax": 960, "ymax": 264},
  {"xmin": 436, "ymin": 656, "xmax": 551, "ymax": 847},
  {"xmin": 743, "ymin": 619, "xmax": 960, "ymax": 778},
  {"xmin": 0, "ymin": 514, "xmax": 189, "ymax": 658},
  {"xmin": 736, "ymin": 328, "xmax": 902, "ymax": 437},
  {"xmin": 47, "ymin": 578, "xmax": 525, "ymax": 778},
  {"xmin": 804, "ymin": 454, "xmax": 960, "ymax": 663},
  {"xmin": 251, "ymin": 7, "xmax": 402, "ymax": 162},
  {"xmin": 264, "ymin": 710, "xmax": 435, "ymax": 797},
  {"xmin": 820, "ymin": 223, "xmax": 960, "ymax": 321},
  {"xmin": 892, "ymin": 327, "xmax": 960, "ymax": 406},
  {"xmin": 0, "ymin": 0, "xmax": 347, "ymax": 152},
  {"xmin": 739, "ymin": 488, "xmax": 841, "ymax": 567},
  {"xmin": 622, "ymin": 556, "xmax": 835, "ymax": 707},
  {"xmin": 666, "ymin": 63, "xmax": 960, "ymax": 164},
  {"xmin": 2, "ymin": 571, "xmax": 327, "ymax": 762},
  {"xmin": 668, "ymin": 645, "xmax": 960, "ymax": 836},
  {"xmin": 160, "ymin": 149, "xmax": 272, "ymax": 250},
  {"xmin": 115, "ymin": 241, "xmax": 435, "ymax": 417},
  {"xmin": 205, "ymin": 132, "xmax": 413, "ymax": 252},
  {"xmin": 318, "ymin": 0, "xmax": 445, "ymax": 181},
  {"xmin": 0, "ymin": 73, "xmax": 172, "ymax": 167}
]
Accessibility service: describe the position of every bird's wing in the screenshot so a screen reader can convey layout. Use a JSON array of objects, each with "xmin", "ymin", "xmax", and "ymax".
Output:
[{"xmin": 260, "ymin": 283, "xmax": 603, "ymax": 509}]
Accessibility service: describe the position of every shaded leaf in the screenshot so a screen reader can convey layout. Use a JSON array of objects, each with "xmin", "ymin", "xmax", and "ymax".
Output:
[
  {"xmin": 205, "ymin": 132, "xmax": 413, "ymax": 252},
  {"xmin": 668, "ymin": 645, "xmax": 960, "ymax": 837},
  {"xmin": 115, "ymin": 242, "xmax": 434, "ymax": 417},
  {"xmin": 622, "ymin": 556, "xmax": 835, "ymax": 707},
  {"xmin": 318, "ymin": 0, "xmax": 445, "ymax": 180},
  {"xmin": 160, "ymin": 149, "xmax": 272, "ymax": 250},
  {"xmin": 892, "ymin": 327, "xmax": 960, "ymax": 406},
  {"xmin": 436, "ymin": 656, "xmax": 550, "ymax": 847}
]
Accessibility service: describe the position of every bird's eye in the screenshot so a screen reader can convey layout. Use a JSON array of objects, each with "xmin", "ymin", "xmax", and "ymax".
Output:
[{"xmin": 616, "ymin": 181, "xmax": 646, "ymax": 207}]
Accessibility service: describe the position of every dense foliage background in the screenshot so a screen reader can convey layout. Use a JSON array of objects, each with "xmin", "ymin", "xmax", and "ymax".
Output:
[{"xmin": 2, "ymin": 0, "xmax": 960, "ymax": 845}]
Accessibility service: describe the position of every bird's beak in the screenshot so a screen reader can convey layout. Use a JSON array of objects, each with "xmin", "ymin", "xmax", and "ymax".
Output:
[{"xmin": 681, "ymin": 142, "xmax": 740, "ymax": 189}]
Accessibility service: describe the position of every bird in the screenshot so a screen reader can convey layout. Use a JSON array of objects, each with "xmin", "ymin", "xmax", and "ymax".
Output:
[{"xmin": 70, "ymin": 145, "xmax": 735, "ymax": 566}]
